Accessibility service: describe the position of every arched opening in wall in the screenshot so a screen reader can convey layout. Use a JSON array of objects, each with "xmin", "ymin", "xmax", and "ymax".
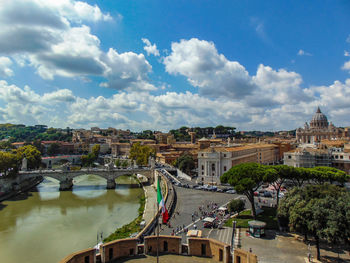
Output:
[
  {"xmin": 72, "ymin": 174, "xmax": 107, "ymax": 198},
  {"xmin": 163, "ymin": 241, "xmax": 168, "ymax": 252},
  {"xmin": 201, "ymin": 244, "xmax": 206, "ymax": 256},
  {"xmin": 109, "ymin": 248, "xmax": 113, "ymax": 261}
]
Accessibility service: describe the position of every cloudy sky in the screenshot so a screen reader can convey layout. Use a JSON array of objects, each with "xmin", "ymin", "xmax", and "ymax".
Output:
[{"xmin": 0, "ymin": 0, "xmax": 350, "ymax": 131}]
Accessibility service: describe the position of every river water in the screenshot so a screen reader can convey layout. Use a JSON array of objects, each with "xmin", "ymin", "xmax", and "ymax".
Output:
[{"xmin": 0, "ymin": 174, "xmax": 143, "ymax": 263}]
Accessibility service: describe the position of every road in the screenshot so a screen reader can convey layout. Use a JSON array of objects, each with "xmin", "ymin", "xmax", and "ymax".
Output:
[{"xmin": 158, "ymin": 185, "xmax": 246, "ymax": 245}]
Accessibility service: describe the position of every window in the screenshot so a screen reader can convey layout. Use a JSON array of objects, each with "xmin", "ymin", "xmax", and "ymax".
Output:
[
  {"xmin": 211, "ymin": 163, "xmax": 215, "ymax": 171},
  {"xmin": 288, "ymin": 155, "xmax": 291, "ymax": 159},
  {"xmin": 340, "ymin": 155, "xmax": 343, "ymax": 159},
  {"xmin": 219, "ymin": 249, "xmax": 223, "ymax": 261},
  {"xmin": 224, "ymin": 154, "xmax": 226, "ymax": 157},
  {"xmin": 130, "ymin": 248, "xmax": 134, "ymax": 255},
  {"xmin": 201, "ymin": 165, "xmax": 204, "ymax": 170},
  {"xmin": 164, "ymin": 241, "xmax": 168, "ymax": 252},
  {"xmin": 236, "ymin": 256, "xmax": 241, "ymax": 263},
  {"xmin": 84, "ymin": 256, "xmax": 89, "ymax": 263},
  {"xmin": 223, "ymin": 166, "xmax": 226, "ymax": 172}
]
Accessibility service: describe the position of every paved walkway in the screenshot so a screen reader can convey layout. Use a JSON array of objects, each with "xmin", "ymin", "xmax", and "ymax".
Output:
[{"xmin": 142, "ymin": 184, "xmax": 157, "ymax": 225}]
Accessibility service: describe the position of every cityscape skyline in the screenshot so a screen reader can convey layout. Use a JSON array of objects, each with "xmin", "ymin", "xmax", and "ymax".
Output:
[{"xmin": 0, "ymin": 1, "xmax": 350, "ymax": 132}]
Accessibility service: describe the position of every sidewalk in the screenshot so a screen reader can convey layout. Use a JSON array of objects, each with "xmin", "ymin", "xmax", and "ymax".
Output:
[{"xmin": 142, "ymin": 184, "xmax": 158, "ymax": 224}]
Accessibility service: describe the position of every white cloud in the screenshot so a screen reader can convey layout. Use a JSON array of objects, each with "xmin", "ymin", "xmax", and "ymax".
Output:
[
  {"xmin": 0, "ymin": 57, "xmax": 14, "ymax": 77},
  {"xmin": 0, "ymin": 0, "xmax": 155, "ymax": 92},
  {"xmin": 346, "ymin": 34, "xmax": 350, "ymax": 43},
  {"xmin": 342, "ymin": 61, "xmax": 350, "ymax": 73},
  {"xmin": 344, "ymin": 50, "xmax": 350, "ymax": 57},
  {"xmin": 141, "ymin": 38, "xmax": 160, "ymax": 56},
  {"xmin": 163, "ymin": 38, "xmax": 255, "ymax": 99},
  {"xmin": 297, "ymin": 49, "xmax": 312, "ymax": 56},
  {"xmin": 1, "ymin": 77, "xmax": 350, "ymax": 131},
  {"xmin": 249, "ymin": 64, "xmax": 311, "ymax": 107},
  {"xmin": 0, "ymin": 81, "xmax": 76, "ymax": 126},
  {"xmin": 101, "ymin": 48, "xmax": 155, "ymax": 91}
]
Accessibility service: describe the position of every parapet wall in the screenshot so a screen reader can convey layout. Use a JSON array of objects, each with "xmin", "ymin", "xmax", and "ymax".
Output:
[
  {"xmin": 59, "ymin": 235, "xmax": 257, "ymax": 263},
  {"xmin": 144, "ymin": 235, "xmax": 181, "ymax": 255},
  {"xmin": 59, "ymin": 248, "xmax": 95, "ymax": 263},
  {"xmin": 188, "ymin": 237, "xmax": 232, "ymax": 263}
]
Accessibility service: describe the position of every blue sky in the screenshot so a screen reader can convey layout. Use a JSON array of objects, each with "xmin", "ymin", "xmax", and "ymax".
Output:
[{"xmin": 0, "ymin": 0, "xmax": 350, "ymax": 131}]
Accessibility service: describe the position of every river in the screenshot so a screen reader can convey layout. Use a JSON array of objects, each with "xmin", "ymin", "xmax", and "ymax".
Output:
[{"xmin": 0, "ymin": 174, "xmax": 143, "ymax": 263}]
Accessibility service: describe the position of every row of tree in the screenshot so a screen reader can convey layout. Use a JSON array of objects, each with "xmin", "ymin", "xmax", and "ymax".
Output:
[
  {"xmin": 221, "ymin": 163, "xmax": 350, "ymax": 261},
  {"xmin": 221, "ymin": 163, "xmax": 349, "ymax": 218}
]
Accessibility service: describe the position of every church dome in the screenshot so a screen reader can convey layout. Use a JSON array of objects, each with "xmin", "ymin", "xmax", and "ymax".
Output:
[{"xmin": 310, "ymin": 107, "xmax": 328, "ymax": 129}]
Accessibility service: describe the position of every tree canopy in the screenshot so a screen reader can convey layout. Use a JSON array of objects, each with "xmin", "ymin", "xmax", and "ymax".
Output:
[
  {"xmin": 174, "ymin": 152, "xmax": 195, "ymax": 175},
  {"xmin": 278, "ymin": 184, "xmax": 350, "ymax": 260},
  {"xmin": 81, "ymin": 144, "xmax": 100, "ymax": 167},
  {"xmin": 221, "ymin": 162, "xmax": 277, "ymax": 218},
  {"xmin": 0, "ymin": 151, "xmax": 18, "ymax": 177},
  {"xmin": 12, "ymin": 145, "xmax": 42, "ymax": 170},
  {"xmin": 228, "ymin": 199, "xmax": 245, "ymax": 215},
  {"xmin": 129, "ymin": 143, "xmax": 155, "ymax": 166}
]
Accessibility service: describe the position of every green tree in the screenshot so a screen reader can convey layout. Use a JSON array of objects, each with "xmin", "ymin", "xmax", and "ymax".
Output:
[
  {"xmin": 129, "ymin": 143, "xmax": 155, "ymax": 166},
  {"xmin": 309, "ymin": 166, "xmax": 349, "ymax": 185},
  {"xmin": 0, "ymin": 151, "xmax": 18, "ymax": 177},
  {"xmin": 115, "ymin": 159, "xmax": 121, "ymax": 168},
  {"xmin": 278, "ymin": 184, "xmax": 350, "ymax": 260},
  {"xmin": 221, "ymin": 163, "xmax": 277, "ymax": 218},
  {"xmin": 91, "ymin": 144, "xmax": 100, "ymax": 157},
  {"xmin": 228, "ymin": 199, "xmax": 245, "ymax": 215},
  {"xmin": 121, "ymin": 160, "xmax": 129, "ymax": 168},
  {"xmin": 47, "ymin": 143, "xmax": 60, "ymax": 156},
  {"xmin": 0, "ymin": 140, "xmax": 14, "ymax": 150},
  {"xmin": 270, "ymin": 165, "xmax": 294, "ymax": 206},
  {"xmin": 13, "ymin": 145, "xmax": 41, "ymax": 170},
  {"xmin": 174, "ymin": 153, "xmax": 195, "ymax": 175}
]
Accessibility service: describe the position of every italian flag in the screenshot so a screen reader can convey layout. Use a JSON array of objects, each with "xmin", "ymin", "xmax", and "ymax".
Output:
[{"xmin": 157, "ymin": 176, "xmax": 169, "ymax": 224}]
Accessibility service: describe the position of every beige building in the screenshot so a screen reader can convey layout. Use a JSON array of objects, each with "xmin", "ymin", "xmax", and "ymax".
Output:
[
  {"xmin": 284, "ymin": 147, "xmax": 332, "ymax": 168},
  {"xmin": 197, "ymin": 144, "xmax": 279, "ymax": 184},
  {"xmin": 296, "ymin": 107, "xmax": 349, "ymax": 143}
]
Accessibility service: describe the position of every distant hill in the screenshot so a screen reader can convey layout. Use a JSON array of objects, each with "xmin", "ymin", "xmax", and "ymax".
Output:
[{"xmin": 0, "ymin": 124, "xmax": 72, "ymax": 142}]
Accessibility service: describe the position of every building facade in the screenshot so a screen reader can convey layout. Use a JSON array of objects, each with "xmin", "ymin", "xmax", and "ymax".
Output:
[
  {"xmin": 197, "ymin": 144, "xmax": 280, "ymax": 184},
  {"xmin": 296, "ymin": 107, "xmax": 348, "ymax": 143}
]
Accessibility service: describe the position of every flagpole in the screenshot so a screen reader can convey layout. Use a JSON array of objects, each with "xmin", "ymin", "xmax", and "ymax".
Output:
[
  {"xmin": 157, "ymin": 206, "xmax": 159, "ymax": 263},
  {"xmin": 156, "ymin": 174, "xmax": 159, "ymax": 263}
]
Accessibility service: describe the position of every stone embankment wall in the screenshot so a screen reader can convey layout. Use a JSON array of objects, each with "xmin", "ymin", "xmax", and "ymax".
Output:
[{"xmin": 0, "ymin": 175, "xmax": 43, "ymax": 202}]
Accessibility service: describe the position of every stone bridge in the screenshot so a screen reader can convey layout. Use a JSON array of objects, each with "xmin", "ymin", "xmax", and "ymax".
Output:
[{"xmin": 19, "ymin": 168, "xmax": 154, "ymax": 190}]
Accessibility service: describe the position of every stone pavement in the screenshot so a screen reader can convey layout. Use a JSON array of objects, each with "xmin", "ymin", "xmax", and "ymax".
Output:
[
  {"xmin": 142, "ymin": 184, "xmax": 157, "ymax": 225},
  {"xmin": 240, "ymin": 229, "xmax": 350, "ymax": 263}
]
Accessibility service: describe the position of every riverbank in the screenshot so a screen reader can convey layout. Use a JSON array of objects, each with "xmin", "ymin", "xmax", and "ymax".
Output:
[
  {"xmin": 104, "ymin": 191, "xmax": 146, "ymax": 242},
  {"xmin": 0, "ymin": 176, "xmax": 43, "ymax": 202}
]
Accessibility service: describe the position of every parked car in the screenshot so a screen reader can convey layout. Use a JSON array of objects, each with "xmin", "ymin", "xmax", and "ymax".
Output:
[
  {"xmin": 263, "ymin": 191, "xmax": 272, "ymax": 198},
  {"xmin": 216, "ymin": 188, "xmax": 224, "ymax": 192},
  {"xmin": 226, "ymin": 189, "xmax": 236, "ymax": 194}
]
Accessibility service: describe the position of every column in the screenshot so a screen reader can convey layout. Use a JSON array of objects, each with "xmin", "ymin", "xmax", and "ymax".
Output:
[{"xmin": 59, "ymin": 178, "xmax": 73, "ymax": 191}]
